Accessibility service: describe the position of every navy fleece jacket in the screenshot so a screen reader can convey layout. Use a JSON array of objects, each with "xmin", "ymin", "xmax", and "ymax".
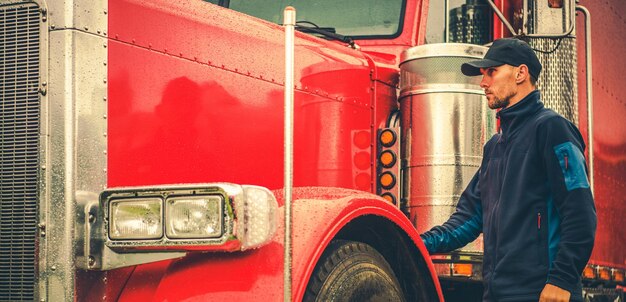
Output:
[{"xmin": 421, "ymin": 90, "xmax": 596, "ymax": 301}]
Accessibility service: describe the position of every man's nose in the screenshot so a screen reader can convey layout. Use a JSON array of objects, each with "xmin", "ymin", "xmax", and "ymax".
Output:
[{"xmin": 480, "ymin": 76, "xmax": 489, "ymax": 89}]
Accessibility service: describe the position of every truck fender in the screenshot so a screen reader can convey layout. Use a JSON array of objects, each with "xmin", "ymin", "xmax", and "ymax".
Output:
[{"xmin": 116, "ymin": 187, "xmax": 443, "ymax": 301}]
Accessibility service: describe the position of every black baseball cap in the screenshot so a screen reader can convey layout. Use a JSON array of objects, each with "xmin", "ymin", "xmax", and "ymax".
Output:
[{"xmin": 461, "ymin": 38, "xmax": 542, "ymax": 79}]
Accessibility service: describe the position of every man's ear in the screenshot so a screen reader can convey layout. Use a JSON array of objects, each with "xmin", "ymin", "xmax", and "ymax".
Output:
[{"xmin": 517, "ymin": 65, "xmax": 529, "ymax": 84}]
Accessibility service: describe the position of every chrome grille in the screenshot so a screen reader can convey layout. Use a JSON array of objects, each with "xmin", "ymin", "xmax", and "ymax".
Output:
[{"xmin": 0, "ymin": 3, "xmax": 40, "ymax": 301}]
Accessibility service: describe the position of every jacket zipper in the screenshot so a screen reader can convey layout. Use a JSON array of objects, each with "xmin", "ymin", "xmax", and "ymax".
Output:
[
  {"xmin": 537, "ymin": 212, "xmax": 541, "ymax": 230},
  {"xmin": 563, "ymin": 152, "xmax": 569, "ymax": 170}
]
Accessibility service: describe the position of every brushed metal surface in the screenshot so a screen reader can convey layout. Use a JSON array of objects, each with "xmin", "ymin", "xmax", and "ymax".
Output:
[
  {"xmin": 400, "ymin": 44, "xmax": 496, "ymax": 252},
  {"xmin": 46, "ymin": 0, "xmax": 108, "ymax": 298}
]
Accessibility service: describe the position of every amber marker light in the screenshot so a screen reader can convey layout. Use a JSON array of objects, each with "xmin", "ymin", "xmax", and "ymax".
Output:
[
  {"xmin": 381, "ymin": 193, "xmax": 396, "ymax": 205},
  {"xmin": 599, "ymin": 267, "xmax": 611, "ymax": 281},
  {"xmin": 379, "ymin": 172, "xmax": 396, "ymax": 189},
  {"xmin": 379, "ymin": 150, "xmax": 396, "ymax": 168},
  {"xmin": 613, "ymin": 269, "xmax": 624, "ymax": 283},
  {"xmin": 452, "ymin": 263, "xmax": 473, "ymax": 277},
  {"xmin": 582, "ymin": 265, "xmax": 596, "ymax": 279},
  {"xmin": 379, "ymin": 129, "xmax": 396, "ymax": 147}
]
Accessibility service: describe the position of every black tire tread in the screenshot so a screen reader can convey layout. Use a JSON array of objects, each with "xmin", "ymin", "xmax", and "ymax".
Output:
[{"xmin": 303, "ymin": 240, "xmax": 404, "ymax": 302}]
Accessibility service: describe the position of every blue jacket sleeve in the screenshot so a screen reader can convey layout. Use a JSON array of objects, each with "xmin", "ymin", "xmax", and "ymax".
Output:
[
  {"xmin": 420, "ymin": 170, "xmax": 483, "ymax": 254},
  {"xmin": 539, "ymin": 116, "xmax": 597, "ymax": 293}
]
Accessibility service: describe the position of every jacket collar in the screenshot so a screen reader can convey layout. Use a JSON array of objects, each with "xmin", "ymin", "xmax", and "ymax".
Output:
[{"xmin": 496, "ymin": 90, "xmax": 543, "ymax": 136}]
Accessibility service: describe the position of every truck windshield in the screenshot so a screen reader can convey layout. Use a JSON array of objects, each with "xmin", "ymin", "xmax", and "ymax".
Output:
[{"xmin": 220, "ymin": 0, "xmax": 405, "ymax": 39}]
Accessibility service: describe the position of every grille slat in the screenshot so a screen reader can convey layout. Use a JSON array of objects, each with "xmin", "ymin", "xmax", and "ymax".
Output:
[{"xmin": 0, "ymin": 3, "xmax": 40, "ymax": 301}]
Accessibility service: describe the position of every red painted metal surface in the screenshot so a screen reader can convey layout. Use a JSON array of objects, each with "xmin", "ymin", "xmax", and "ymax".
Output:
[
  {"xmin": 575, "ymin": 0, "xmax": 626, "ymax": 270},
  {"xmin": 107, "ymin": 0, "xmax": 374, "ymax": 191},
  {"xmin": 115, "ymin": 188, "xmax": 443, "ymax": 301},
  {"xmin": 106, "ymin": 0, "xmax": 441, "ymax": 300}
]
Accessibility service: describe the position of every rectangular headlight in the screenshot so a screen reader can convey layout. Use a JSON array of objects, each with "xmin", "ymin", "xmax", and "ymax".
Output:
[
  {"xmin": 109, "ymin": 198, "xmax": 163, "ymax": 240},
  {"xmin": 166, "ymin": 196, "xmax": 223, "ymax": 239},
  {"xmin": 101, "ymin": 184, "xmax": 277, "ymax": 252}
]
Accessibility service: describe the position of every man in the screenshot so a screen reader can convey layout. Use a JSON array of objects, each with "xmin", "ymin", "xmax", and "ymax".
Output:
[{"xmin": 420, "ymin": 38, "xmax": 596, "ymax": 301}]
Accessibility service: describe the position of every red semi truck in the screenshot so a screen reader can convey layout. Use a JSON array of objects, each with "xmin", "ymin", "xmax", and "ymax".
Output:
[{"xmin": 0, "ymin": 0, "xmax": 623, "ymax": 301}]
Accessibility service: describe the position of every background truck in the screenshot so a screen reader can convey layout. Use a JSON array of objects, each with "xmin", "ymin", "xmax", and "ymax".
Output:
[{"xmin": 0, "ymin": 0, "xmax": 622, "ymax": 301}]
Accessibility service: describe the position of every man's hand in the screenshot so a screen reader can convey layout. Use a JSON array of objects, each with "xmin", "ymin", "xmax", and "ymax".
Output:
[{"xmin": 539, "ymin": 284, "xmax": 571, "ymax": 302}]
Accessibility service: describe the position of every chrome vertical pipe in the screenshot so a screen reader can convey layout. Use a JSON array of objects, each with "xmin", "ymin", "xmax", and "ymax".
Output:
[
  {"xmin": 283, "ymin": 6, "xmax": 295, "ymax": 302},
  {"xmin": 444, "ymin": 0, "xmax": 449, "ymax": 42},
  {"xmin": 577, "ymin": 5, "xmax": 594, "ymax": 194},
  {"xmin": 523, "ymin": 0, "xmax": 528, "ymax": 35}
]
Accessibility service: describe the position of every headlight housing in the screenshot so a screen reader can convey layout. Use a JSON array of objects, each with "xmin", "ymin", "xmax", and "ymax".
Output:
[{"xmin": 101, "ymin": 184, "xmax": 277, "ymax": 251}]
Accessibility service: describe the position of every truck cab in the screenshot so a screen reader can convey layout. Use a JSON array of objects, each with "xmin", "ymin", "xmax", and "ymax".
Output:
[{"xmin": 0, "ymin": 0, "xmax": 623, "ymax": 301}]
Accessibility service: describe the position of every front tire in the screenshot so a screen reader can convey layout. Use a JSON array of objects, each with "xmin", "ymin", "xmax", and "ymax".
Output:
[{"xmin": 303, "ymin": 240, "xmax": 405, "ymax": 302}]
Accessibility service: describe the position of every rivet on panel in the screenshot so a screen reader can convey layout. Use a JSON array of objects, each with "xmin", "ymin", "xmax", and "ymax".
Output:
[
  {"xmin": 50, "ymin": 24, "xmax": 55, "ymax": 29},
  {"xmin": 42, "ymin": 82, "xmax": 47, "ymax": 86},
  {"xmin": 88, "ymin": 256, "xmax": 96, "ymax": 267},
  {"xmin": 51, "ymin": 265, "xmax": 56, "ymax": 271},
  {"xmin": 103, "ymin": 62, "xmax": 107, "ymax": 66},
  {"xmin": 148, "ymin": 44, "xmax": 152, "ymax": 49},
  {"xmin": 104, "ymin": 10, "xmax": 108, "ymax": 15},
  {"xmin": 103, "ymin": 97, "xmax": 107, "ymax": 101},
  {"xmin": 97, "ymin": 30, "xmax": 101, "ymax": 34},
  {"xmin": 103, "ymin": 115, "xmax": 107, "ymax": 119},
  {"xmin": 103, "ymin": 79, "xmax": 107, "ymax": 84},
  {"xmin": 103, "ymin": 43, "xmax": 107, "ymax": 48},
  {"xmin": 84, "ymin": 26, "xmax": 89, "ymax": 31},
  {"xmin": 132, "ymin": 39, "xmax": 136, "ymax": 44}
]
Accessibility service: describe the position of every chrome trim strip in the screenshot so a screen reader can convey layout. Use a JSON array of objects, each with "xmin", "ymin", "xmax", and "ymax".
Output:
[
  {"xmin": 400, "ymin": 87, "xmax": 485, "ymax": 99},
  {"xmin": 577, "ymin": 5, "xmax": 593, "ymax": 195},
  {"xmin": 283, "ymin": 7, "xmax": 296, "ymax": 302}
]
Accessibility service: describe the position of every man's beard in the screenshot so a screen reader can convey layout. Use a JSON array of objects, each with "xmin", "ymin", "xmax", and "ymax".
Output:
[
  {"xmin": 488, "ymin": 97, "xmax": 510, "ymax": 109},
  {"xmin": 487, "ymin": 90, "xmax": 514, "ymax": 109}
]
